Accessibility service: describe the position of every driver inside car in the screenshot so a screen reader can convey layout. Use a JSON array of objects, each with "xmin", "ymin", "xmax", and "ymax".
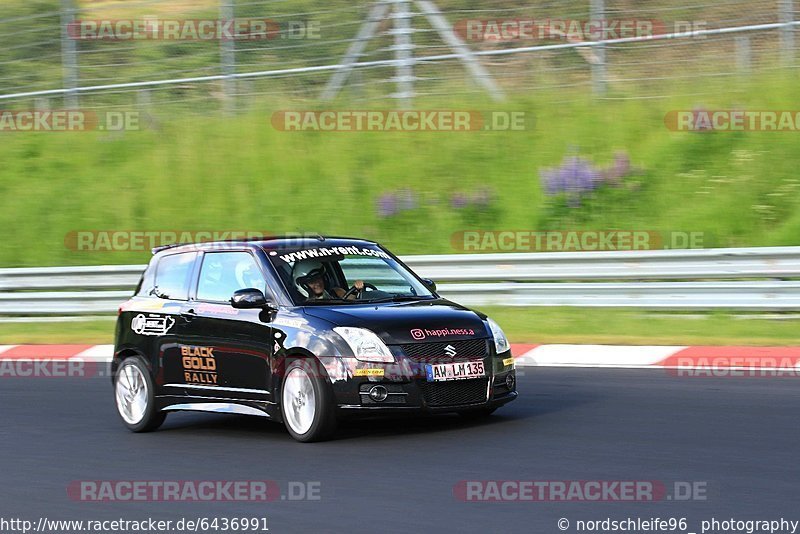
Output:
[{"xmin": 294, "ymin": 261, "xmax": 365, "ymax": 301}]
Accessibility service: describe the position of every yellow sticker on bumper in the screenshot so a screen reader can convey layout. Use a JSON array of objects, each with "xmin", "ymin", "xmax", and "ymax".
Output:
[
  {"xmin": 503, "ymin": 357, "xmax": 515, "ymax": 367},
  {"xmin": 354, "ymin": 368, "xmax": 385, "ymax": 377}
]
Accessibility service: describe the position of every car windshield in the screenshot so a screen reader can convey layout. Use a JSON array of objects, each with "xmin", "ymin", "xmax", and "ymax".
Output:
[{"xmin": 265, "ymin": 244, "xmax": 435, "ymax": 305}]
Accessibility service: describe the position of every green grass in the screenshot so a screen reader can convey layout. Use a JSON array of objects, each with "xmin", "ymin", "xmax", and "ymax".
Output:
[
  {"xmin": 1, "ymin": 309, "xmax": 798, "ymax": 346},
  {"xmin": 0, "ymin": 319, "xmax": 115, "ymax": 345},
  {"xmin": 1, "ymin": 71, "xmax": 800, "ymax": 268}
]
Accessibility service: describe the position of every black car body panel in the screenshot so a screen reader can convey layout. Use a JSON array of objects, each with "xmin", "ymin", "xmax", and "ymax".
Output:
[{"xmin": 113, "ymin": 237, "xmax": 517, "ymax": 431}]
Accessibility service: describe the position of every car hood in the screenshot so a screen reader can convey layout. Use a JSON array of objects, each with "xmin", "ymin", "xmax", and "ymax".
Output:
[{"xmin": 302, "ymin": 299, "xmax": 490, "ymax": 344}]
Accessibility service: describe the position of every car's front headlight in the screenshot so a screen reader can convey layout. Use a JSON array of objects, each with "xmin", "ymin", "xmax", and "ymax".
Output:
[
  {"xmin": 333, "ymin": 327, "xmax": 395, "ymax": 363},
  {"xmin": 486, "ymin": 317, "xmax": 510, "ymax": 354}
]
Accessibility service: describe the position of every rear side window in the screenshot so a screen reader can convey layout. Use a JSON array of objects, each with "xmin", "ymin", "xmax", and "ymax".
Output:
[
  {"xmin": 134, "ymin": 263, "xmax": 155, "ymax": 297},
  {"xmin": 154, "ymin": 252, "xmax": 196, "ymax": 300}
]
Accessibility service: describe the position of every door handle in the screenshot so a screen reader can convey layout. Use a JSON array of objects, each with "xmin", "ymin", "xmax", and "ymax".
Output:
[{"xmin": 181, "ymin": 309, "xmax": 196, "ymax": 322}]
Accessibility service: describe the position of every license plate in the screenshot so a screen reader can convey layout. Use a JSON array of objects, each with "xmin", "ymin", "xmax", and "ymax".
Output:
[{"xmin": 425, "ymin": 361, "xmax": 485, "ymax": 382}]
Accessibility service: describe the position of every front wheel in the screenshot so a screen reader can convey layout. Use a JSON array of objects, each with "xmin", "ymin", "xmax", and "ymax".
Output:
[
  {"xmin": 114, "ymin": 357, "xmax": 165, "ymax": 432},
  {"xmin": 281, "ymin": 359, "xmax": 337, "ymax": 442}
]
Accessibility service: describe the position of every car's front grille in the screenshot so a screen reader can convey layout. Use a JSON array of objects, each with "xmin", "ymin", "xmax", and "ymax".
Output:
[
  {"xmin": 419, "ymin": 378, "xmax": 489, "ymax": 407},
  {"xmin": 400, "ymin": 339, "xmax": 488, "ymax": 363}
]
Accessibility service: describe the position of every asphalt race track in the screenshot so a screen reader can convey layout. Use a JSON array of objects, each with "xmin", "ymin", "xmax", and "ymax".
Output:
[{"xmin": 1, "ymin": 368, "xmax": 799, "ymax": 534}]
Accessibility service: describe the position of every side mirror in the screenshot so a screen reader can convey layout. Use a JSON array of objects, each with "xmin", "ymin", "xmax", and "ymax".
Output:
[
  {"xmin": 231, "ymin": 288, "xmax": 273, "ymax": 309},
  {"xmin": 421, "ymin": 278, "xmax": 437, "ymax": 292}
]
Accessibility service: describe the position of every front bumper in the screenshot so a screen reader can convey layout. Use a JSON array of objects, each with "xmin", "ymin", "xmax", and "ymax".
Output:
[
  {"xmin": 337, "ymin": 389, "xmax": 518, "ymax": 414},
  {"xmin": 331, "ymin": 350, "xmax": 518, "ymax": 414}
]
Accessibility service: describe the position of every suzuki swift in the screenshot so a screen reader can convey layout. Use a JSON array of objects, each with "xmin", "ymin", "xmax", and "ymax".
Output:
[{"xmin": 113, "ymin": 236, "xmax": 517, "ymax": 442}]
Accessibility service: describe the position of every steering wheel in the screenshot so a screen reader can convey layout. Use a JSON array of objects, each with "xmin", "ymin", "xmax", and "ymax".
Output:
[{"xmin": 341, "ymin": 282, "xmax": 379, "ymax": 300}]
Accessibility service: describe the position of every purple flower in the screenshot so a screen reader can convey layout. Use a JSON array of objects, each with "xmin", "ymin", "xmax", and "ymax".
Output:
[
  {"xmin": 539, "ymin": 169, "xmax": 555, "ymax": 195},
  {"xmin": 377, "ymin": 193, "xmax": 398, "ymax": 218},
  {"xmin": 539, "ymin": 151, "xmax": 634, "ymax": 204},
  {"xmin": 559, "ymin": 156, "xmax": 595, "ymax": 194},
  {"xmin": 451, "ymin": 192, "xmax": 469, "ymax": 209}
]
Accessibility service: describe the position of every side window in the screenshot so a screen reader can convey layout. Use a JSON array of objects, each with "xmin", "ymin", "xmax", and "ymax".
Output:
[
  {"xmin": 154, "ymin": 252, "xmax": 196, "ymax": 301},
  {"xmin": 197, "ymin": 252, "xmax": 266, "ymax": 303}
]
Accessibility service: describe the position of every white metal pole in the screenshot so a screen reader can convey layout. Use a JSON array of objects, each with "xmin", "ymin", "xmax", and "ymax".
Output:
[
  {"xmin": 391, "ymin": 0, "xmax": 414, "ymax": 107},
  {"xmin": 220, "ymin": 0, "xmax": 236, "ymax": 112},
  {"xmin": 590, "ymin": 0, "xmax": 607, "ymax": 96},
  {"xmin": 780, "ymin": 0, "xmax": 795, "ymax": 65},
  {"xmin": 60, "ymin": 0, "xmax": 79, "ymax": 108}
]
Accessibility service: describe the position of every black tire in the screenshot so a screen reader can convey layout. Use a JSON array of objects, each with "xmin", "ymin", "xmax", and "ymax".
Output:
[
  {"xmin": 457, "ymin": 407, "xmax": 497, "ymax": 420},
  {"xmin": 280, "ymin": 359, "xmax": 337, "ymax": 442},
  {"xmin": 113, "ymin": 356, "xmax": 166, "ymax": 432}
]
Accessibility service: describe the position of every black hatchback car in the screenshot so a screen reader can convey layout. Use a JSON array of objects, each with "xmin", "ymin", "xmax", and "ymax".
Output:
[{"xmin": 113, "ymin": 237, "xmax": 517, "ymax": 442}]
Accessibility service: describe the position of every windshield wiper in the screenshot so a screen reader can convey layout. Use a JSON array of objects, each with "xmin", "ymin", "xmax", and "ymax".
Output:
[
  {"xmin": 303, "ymin": 299, "xmax": 361, "ymax": 305},
  {"xmin": 362, "ymin": 295, "xmax": 432, "ymax": 303}
]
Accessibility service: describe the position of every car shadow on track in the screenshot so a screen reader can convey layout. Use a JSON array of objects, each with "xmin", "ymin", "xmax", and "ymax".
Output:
[
  {"xmin": 333, "ymin": 412, "xmax": 516, "ymax": 441},
  {"xmin": 150, "ymin": 387, "xmax": 597, "ymax": 442},
  {"xmin": 155, "ymin": 411, "xmax": 518, "ymax": 442},
  {"xmin": 157, "ymin": 413, "xmax": 284, "ymax": 437}
]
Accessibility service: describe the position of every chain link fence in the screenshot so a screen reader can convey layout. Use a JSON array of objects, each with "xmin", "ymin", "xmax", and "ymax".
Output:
[{"xmin": 0, "ymin": 0, "xmax": 797, "ymax": 110}]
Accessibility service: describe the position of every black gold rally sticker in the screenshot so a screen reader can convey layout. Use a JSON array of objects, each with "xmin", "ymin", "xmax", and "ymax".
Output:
[{"xmin": 180, "ymin": 345, "xmax": 218, "ymax": 385}]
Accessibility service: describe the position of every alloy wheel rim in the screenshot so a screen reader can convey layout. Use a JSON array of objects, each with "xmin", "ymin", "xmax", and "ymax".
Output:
[
  {"xmin": 282, "ymin": 367, "xmax": 316, "ymax": 435},
  {"xmin": 115, "ymin": 363, "xmax": 149, "ymax": 425}
]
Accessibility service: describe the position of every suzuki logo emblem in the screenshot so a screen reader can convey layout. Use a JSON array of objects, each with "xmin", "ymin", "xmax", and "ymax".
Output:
[{"xmin": 444, "ymin": 344, "xmax": 457, "ymax": 357}]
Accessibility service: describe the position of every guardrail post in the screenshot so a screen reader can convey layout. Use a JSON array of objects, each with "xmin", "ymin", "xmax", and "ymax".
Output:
[
  {"xmin": 590, "ymin": 0, "xmax": 607, "ymax": 96},
  {"xmin": 60, "ymin": 0, "xmax": 79, "ymax": 108},
  {"xmin": 136, "ymin": 88, "xmax": 151, "ymax": 111},
  {"xmin": 736, "ymin": 35, "xmax": 752, "ymax": 72},
  {"xmin": 35, "ymin": 98, "xmax": 50, "ymax": 112},
  {"xmin": 780, "ymin": 0, "xmax": 795, "ymax": 65},
  {"xmin": 220, "ymin": 0, "xmax": 236, "ymax": 113},
  {"xmin": 391, "ymin": 0, "xmax": 415, "ymax": 108}
]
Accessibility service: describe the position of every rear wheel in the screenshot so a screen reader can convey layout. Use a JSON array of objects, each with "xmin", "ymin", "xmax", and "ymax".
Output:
[
  {"xmin": 114, "ymin": 357, "xmax": 165, "ymax": 432},
  {"xmin": 281, "ymin": 359, "xmax": 337, "ymax": 442}
]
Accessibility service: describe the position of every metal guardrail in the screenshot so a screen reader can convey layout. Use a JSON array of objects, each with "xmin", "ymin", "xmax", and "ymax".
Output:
[
  {"xmin": 0, "ymin": 264, "xmax": 145, "ymax": 290},
  {"xmin": 1, "ymin": 247, "xmax": 799, "ymax": 317},
  {"xmin": 442, "ymin": 282, "xmax": 800, "ymax": 310},
  {"xmin": 404, "ymin": 247, "xmax": 800, "ymax": 281}
]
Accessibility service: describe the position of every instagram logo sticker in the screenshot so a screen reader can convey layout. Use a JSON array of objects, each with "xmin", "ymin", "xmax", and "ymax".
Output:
[{"xmin": 410, "ymin": 329, "xmax": 426, "ymax": 340}]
